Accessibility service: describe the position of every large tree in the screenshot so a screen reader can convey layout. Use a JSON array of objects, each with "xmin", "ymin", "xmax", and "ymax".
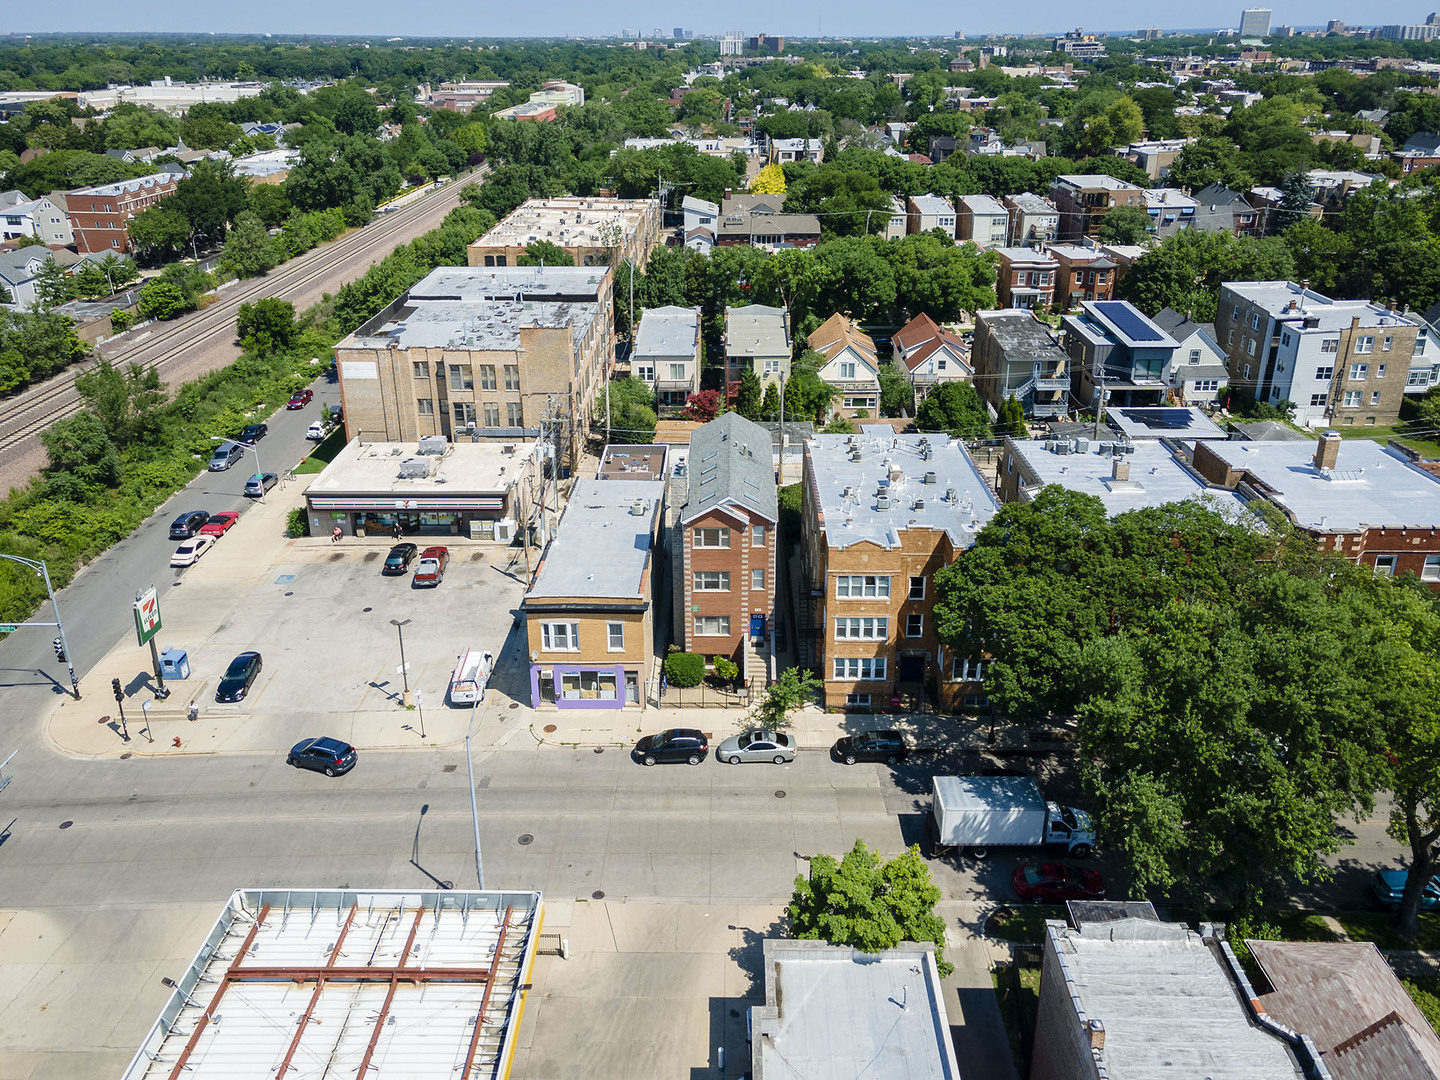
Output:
[{"xmin": 170, "ymin": 158, "xmax": 250, "ymax": 244}]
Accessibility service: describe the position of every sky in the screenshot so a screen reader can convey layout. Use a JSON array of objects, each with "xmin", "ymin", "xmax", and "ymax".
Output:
[{"xmin": 3, "ymin": 1, "xmax": 1428, "ymax": 39}]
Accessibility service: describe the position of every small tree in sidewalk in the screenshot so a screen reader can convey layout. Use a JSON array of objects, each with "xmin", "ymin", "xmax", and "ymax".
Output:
[{"xmin": 746, "ymin": 666, "xmax": 821, "ymax": 732}]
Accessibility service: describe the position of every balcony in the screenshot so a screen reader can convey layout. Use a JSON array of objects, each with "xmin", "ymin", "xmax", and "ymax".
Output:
[{"xmin": 1033, "ymin": 375, "xmax": 1072, "ymax": 391}]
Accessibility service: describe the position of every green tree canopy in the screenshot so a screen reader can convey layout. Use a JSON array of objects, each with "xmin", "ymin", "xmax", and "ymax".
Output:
[
  {"xmin": 914, "ymin": 381, "xmax": 989, "ymax": 437},
  {"xmin": 1097, "ymin": 205, "xmax": 1153, "ymax": 246}
]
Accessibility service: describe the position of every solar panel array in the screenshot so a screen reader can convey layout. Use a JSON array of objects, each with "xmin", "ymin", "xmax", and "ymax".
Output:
[{"xmin": 1093, "ymin": 301, "xmax": 1164, "ymax": 342}]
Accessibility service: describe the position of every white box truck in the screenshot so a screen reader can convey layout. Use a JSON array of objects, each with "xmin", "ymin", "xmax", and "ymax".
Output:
[
  {"xmin": 448, "ymin": 648, "xmax": 494, "ymax": 705},
  {"xmin": 929, "ymin": 775, "xmax": 1096, "ymax": 858}
]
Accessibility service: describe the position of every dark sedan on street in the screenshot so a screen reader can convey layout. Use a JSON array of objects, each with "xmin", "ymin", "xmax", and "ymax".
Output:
[
  {"xmin": 287, "ymin": 737, "xmax": 358, "ymax": 777},
  {"xmin": 832, "ymin": 729, "xmax": 909, "ymax": 765},
  {"xmin": 633, "ymin": 728, "xmax": 708, "ymax": 766},
  {"xmin": 239, "ymin": 423, "xmax": 268, "ymax": 444},
  {"xmin": 382, "ymin": 543, "xmax": 419, "ymax": 575},
  {"xmin": 215, "ymin": 651, "xmax": 263, "ymax": 703}
]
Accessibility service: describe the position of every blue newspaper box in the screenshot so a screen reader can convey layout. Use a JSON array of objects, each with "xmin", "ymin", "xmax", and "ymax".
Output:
[{"xmin": 160, "ymin": 648, "xmax": 190, "ymax": 680}]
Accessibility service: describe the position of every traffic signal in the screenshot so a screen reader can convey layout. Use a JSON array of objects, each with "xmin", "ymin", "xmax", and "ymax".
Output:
[
  {"xmin": 111, "ymin": 677, "xmax": 123, "ymax": 702},
  {"xmin": 52, "ymin": 637, "xmax": 66, "ymax": 663}
]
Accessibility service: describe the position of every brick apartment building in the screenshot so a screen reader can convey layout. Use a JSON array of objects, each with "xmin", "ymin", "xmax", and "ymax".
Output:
[
  {"xmin": 993, "ymin": 247, "xmax": 1058, "ymax": 310},
  {"xmin": 1048, "ymin": 174, "xmax": 1144, "ymax": 242},
  {"xmin": 1048, "ymin": 245, "xmax": 1117, "ymax": 309},
  {"xmin": 466, "ymin": 197, "xmax": 662, "ymax": 270},
  {"xmin": 67, "ymin": 172, "xmax": 177, "ymax": 254}
]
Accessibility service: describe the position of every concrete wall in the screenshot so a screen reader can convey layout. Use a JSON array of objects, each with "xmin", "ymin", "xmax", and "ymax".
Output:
[{"xmin": 1030, "ymin": 927, "xmax": 1101, "ymax": 1080}]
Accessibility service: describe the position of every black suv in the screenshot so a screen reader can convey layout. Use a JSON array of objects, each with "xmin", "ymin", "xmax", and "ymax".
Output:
[
  {"xmin": 169, "ymin": 510, "xmax": 211, "ymax": 540},
  {"xmin": 239, "ymin": 423, "xmax": 268, "ymax": 444},
  {"xmin": 634, "ymin": 728, "xmax": 709, "ymax": 766},
  {"xmin": 215, "ymin": 651, "xmax": 263, "ymax": 703},
  {"xmin": 287, "ymin": 737, "xmax": 358, "ymax": 777},
  {"xmin": 382, "ymin": 543, "xmax": 419, "ymax": 575},
  {"xmin": 833, "ymin": 729, "xmax": 909, "ymax": 765}
]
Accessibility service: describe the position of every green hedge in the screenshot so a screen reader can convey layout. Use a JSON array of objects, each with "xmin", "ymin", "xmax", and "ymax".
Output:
[{"xmin": 663, "ymin": 652, "xmax": 705, "ymax": 688}]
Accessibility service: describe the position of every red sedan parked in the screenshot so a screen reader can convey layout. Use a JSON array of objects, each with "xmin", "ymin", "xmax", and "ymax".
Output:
[
  {"xmin": 412, "ymin": 546, "xmax": 450, "ymax": 587},
  {"xmin": 198, "ymin": 511, "xmax": 239, "ymax": 538},
  {"xmin": 1011, "ymin": 863, "xmax": 1107, "ymax": 903},
  {"xmin": 286, "ymin": 389, "xmax": 314, "ymax": 409}
]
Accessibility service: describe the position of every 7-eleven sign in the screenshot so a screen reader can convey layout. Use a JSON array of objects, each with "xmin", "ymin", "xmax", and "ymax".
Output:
[{"xmin": 134, "ymin": 587, "xmax": 162, "ymax": 647}]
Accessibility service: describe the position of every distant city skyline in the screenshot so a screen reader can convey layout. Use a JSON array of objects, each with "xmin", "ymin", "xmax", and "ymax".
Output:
[{"xmin": 9, "ymin": 2, "xmax": 1440, "ymax": 39}]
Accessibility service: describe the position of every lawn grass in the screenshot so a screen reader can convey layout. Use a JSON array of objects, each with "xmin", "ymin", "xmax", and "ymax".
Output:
[
  {"xmin": 991, "ymin": 963, "xmax": 1043, "ymax": 1076},
  {"xmin": 1404, "ymin": 977, "xmax": 1440, "ymax": 1035},
  {"xmin": 294, "ymin": 425, "xmax": 347, "ymax": 474},
  {"xmin": 1336, "ymin": 912, "xmax": 1440, "ymax": 951},
  {"xmin": 1334, "ymin": 423, "xmax": 1440, "ymax": 459},
  {"xmin": 985, "ymin": 905, "xmax": 1065, "ymax": 943}
]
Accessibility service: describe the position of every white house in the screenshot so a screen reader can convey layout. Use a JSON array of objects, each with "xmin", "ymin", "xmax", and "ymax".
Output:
[
  {"xmin": 0, "ymin": 192, "xmax": 73, "ymax": 247},
  {"xmin": 682, "ymin": 195, "xmax": 718, "ymax": 254},
  {"xmin": 1152, "ymin": 307, "xmax": 1229, "ymax": 406},
  {"xmin": 633, "ymin": 305, "xmax": 702, "ymax": 410},
  {"xmin": 0, "ymin": 247, "xmax": 54, "ymax": 308}
]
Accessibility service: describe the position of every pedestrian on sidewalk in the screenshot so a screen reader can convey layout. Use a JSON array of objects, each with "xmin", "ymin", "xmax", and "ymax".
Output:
[
  {"xmin": 331, "ymin": 525, "xmax": 343, "ymax": 544},
  {"xmin": 186, "ymin": 700, "xmax": 198, "ymax": 722},
  {"xmin": 392, "ymin": 521, "xmax": 402, "ymax": 541}
]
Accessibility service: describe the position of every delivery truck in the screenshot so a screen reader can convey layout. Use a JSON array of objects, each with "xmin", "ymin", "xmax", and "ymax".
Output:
[{"xmin": 929, "ymin": 775, "xmax": 1096, "ymax": 858}]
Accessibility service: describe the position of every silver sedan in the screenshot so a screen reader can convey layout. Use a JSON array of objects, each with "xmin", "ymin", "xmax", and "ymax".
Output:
[{"xmin": 715, "ymin": 729, "xmax": 795, "ymax": 765}]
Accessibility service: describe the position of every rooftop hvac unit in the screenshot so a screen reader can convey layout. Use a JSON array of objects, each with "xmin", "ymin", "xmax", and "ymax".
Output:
[
  {"xmin": 417, "ymin": 434, "xmax": 448, "ymax": 455},
  {"xmin": 503, "ymin": 444, "xmax": 516, "ymax": 454},
  {"xmin": 912, "ymin": 498, "xmax": 925, "ymax": 511},
  {"xmin": 876, "ymin": 495, "xmax": 891, "ymax": 510},
  {"xmin": 1099, "ymin": 442, "xmax": 1113, "ymax": 456},
  {"xmin": 924, "ymin": 471, "xmax": 937, "ymax": 485},
  {"xmin": 398, "ymin": 457, "xmax": 430, "ymax": 478},
  {"xmin": 842, "ymin": 485, "xmax": 855, "ymax": 498},
  {"xmin": 629, "ymin": 499, "xmax": 648, "ymax": 516},
  {"xmin": 850, "ymin": 450, "xmax": 862, "ymax": 462},
  {"xmin": 889, "ymin": 466, "xmax": 904, "ymax": 482},
  {"xmin": 921, "ymin": 445, "xmax": 933, "ymax": 460},
  {"xmin": 1055, "ymin": 441, "xmax": 1071, "ymax": 455},
  {"xmin": 1074, "ymin": 438, "xmax": 1089, "ymax": 454}
]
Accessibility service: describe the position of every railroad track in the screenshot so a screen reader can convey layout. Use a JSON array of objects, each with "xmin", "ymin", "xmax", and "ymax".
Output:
[{"xmin": 0, "ymin": 171, "xmax": 486, "ymax": 458}]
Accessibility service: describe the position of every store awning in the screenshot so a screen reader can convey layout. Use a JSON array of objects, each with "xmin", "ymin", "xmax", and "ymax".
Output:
[{"xmin": 307, "ymin": 496, "xmax": 506, "ymax": 511}]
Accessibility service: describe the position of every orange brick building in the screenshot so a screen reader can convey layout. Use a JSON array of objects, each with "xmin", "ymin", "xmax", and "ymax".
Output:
[{"xmin": 67, "ymin": 172, "xmax": 178, "ymax": 254}]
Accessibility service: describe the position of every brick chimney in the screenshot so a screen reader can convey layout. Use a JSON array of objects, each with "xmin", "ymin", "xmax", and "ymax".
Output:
[
  {"xmin": 1111, "ymin": 457, "xmax": 1130, "ymax": 482},
  {"xmin": 1088, "ymin": 1019, "xmax": 1106, "ymax": 1051},
  {"xmin": 1314, "ymin": 430, "xmax": 1341, "ymax": 472}
]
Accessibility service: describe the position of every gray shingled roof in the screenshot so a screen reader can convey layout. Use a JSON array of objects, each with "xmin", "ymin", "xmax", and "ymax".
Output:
[{"xmin": 682, "ymin": 412, "xmax": 778, "ymax": 524}]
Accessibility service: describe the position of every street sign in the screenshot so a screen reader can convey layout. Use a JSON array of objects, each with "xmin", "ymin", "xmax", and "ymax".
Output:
[
  {"xmin": 133, "ymin": 587, "xmax": 162, "ymax": 647},
  {"xmin": 0, "ymin": 625, "xmax": 17, "ymax": 633}
]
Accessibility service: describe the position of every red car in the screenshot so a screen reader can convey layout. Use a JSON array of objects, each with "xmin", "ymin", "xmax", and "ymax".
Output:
[
  {"xmin": 1011, "ymin": 863, "xmax": 1107, "ymax": 903},
  {"xmin": 286, "ymin": 389, "xmax": 314, "ymax": 410},
  {"xmin": 412, "ymin": 546, "xmax": 450, "ymax": 587},
  {"xmin": 198, "ymin": 511, "xmax": 239, "ymax": 538}
]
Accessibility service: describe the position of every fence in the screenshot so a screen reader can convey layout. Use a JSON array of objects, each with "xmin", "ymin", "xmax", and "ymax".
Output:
[{"xmin": 659, "ymin": 681, "xmax": 753, "ymax": 709}]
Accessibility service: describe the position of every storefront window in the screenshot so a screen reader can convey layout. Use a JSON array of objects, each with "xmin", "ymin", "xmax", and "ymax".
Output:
[{"xmin": 561, "ymin": 671, "xmax": 618, "ymax": 699}]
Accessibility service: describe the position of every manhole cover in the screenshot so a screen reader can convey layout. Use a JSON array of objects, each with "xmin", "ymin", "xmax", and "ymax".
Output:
[
  {"xmin": 284, "ymin": 591, "xmax": 294, "ymax": 597},
  {"xmin": 59, "ymin": 820, "xmax": 73, "ymax": 829},
  {"xmin": 518, "ymin": 834, "xmax": 534, "ymax": 845},
  {"xmin": 442, "ymin": 764, "xmax": 457, "ymax": 773},
  {"xmin": 593, "ymin": 746, "xmax": 604, "ymax": 754},
  {"xmin": 543, "ymin": 724, "xmax": 557, "ymax": 733},
  {"xmin": 775, "ymin": 790, "xmax": 787, "ymax": 798},
  {"xmin": 363, "ymin": 607, "xmax": 372, "ymax": 613},
  {"xmin": 508, "ymin": 703, "xmax": 519, "ymax": 710},
  {"xmin": 591, "ymin": 890, "xmax": 605, "ymax": 900},
  {"xmin": 120, "ymin": 753, "xmax": 132, "ymax": 760}
]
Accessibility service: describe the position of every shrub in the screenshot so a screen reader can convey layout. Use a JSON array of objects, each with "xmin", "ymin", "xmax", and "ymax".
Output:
[
  {"xmin": 712, "ymin": 656, "xmax": 739, "ymax": 683},
  {"xmin": 108, "ymin": 308, "xmax": 138, "ymax": 334},
  {"xmin": 664, "ymin": 651, "xmax": 705, "ymax": 688},
  {"xmin": 286, "ymin": 507, "xmax": 309, "ymax": 538}
]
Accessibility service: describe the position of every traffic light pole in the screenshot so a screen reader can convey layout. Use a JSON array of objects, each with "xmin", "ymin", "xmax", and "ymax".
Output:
[{"xmin": 0, "ymin": 554, "xmax": 79, "ymax": 699}]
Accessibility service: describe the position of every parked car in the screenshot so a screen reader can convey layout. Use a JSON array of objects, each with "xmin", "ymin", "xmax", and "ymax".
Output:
[
  {"xmin": 239, "ymin": 423, "xmax": 268, "ymax": 444},
  {"xmin": 1370, "ymin": 869, "xmax": 1440, "ymax": 911},
  {"xmin": 208, "ymin": 442, "xmax": 244, "ymax": 471},
  {"xmin": 286, "ymin": 389, "xmax": 313, "ymax": 409},
  {"xmin": 287, "ymin": 736, "xmax": 358, "ymax": 777},
  {"xmin": 382, "ymin": 543, "xmax": 419, "ymax": 575},
  {"xmin": 168, "ymin": 510, "xmax": 211, "ymax": 540},
  {"xmin": 633, "ymin": 729, "xmax": 709, "ymax": 766},
  {"xmin": 243, "ymin": 472, "xmax": 279, "ymax": 497},
  {"xmin": 716, "ymin": 729, "xmax": 795, "ymax": 765},
  {"xmin": 412, "ymin": 546, "xmax": 450, "ymax": 586},
  {"xmin": 305, "ymin": 420, "xmax": 327, "ymax": 440},
  {"xmin": 170, "ymin": 534, "xmax": 215, "ymax": 568},
  {"xmin": 198, "ymin": 511, "xmax": 239, "ymax": 538},
  {"xmin": 215, "ymin": 651, "xmax": 263, "ymax": 703},
  {"xmin": 1011, "ymin": 862, "xmax": 1108, "ymax": 903},
  {"xmin": 832, "ymin": 729, "xmax": 909, "ymax": 765}
]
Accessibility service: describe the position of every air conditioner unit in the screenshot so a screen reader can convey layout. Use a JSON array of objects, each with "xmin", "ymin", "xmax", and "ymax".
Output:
[{"xmin": 876, "ymin": 495, "xmax": 891, "ymax": 510}]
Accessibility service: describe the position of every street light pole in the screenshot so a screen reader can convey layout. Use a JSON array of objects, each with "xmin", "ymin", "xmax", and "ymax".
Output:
[
  {"xmin": 212, "ymin": 437, "xmax": 265, "ymax": 503},
  {"xmin": 467, "ymin": 695, "xmax": 485, "ymax": 889},
  {"xmin": 0, "ymin": 554, "xmax": 79, "ymax": 699},
  {"xmin": 389, "ymin": 618, "xmax": 413, "ymax": 706}
]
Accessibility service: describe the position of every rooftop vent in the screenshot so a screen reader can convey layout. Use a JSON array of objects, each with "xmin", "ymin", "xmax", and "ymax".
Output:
[
  {"xmin": 912, "ymin": 498, "xmax": 925, "ymax": 511},
  {"xmin": 629, "ymin": 499, "xmax": 648, "ymax": 516},
  {"xmin": 945, "ymin": 487, "xmax": 957, "ymax": 503},
  {"xmin": 876, "ymin": 495, "xmax": 892, "ymax": 510},
  {"xmin": 924, "ymin": 471, "xmax": 937, "ymax": 485},
  {"xmin": 417, "ymin": 434, "xmax": 448, "ymax": 455}
]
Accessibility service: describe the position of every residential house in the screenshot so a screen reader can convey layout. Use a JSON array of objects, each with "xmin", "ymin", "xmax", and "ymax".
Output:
[
  {"xmin": 1118, "ymin": 138, "xmax": 1191, "ymax": 179},
  {"xmin": 1151, "ymin": 307, "xmax": 1230, "ymax": 406},
  {"xmin": 972, "ymin": 309, "xmax": 1071, "ymax": 419},
  {"xmin": 906, "ymin": 194, "xmax": 957, "ymax": 238},
  {"xmin": 882, "ymin": 195, "xmax": 908, "ymax": 241},
  {"xmin": 1192, "ymin": 432, "xmax": 1440, "ymax": 587},
  {"xmin": 965, "ymin": 129, "xmax": 1046, "ymax": 158},
  {"xmin": 725, "ymin": 304, "xmax": 791, "ymax": 387},
  {"xmin": 681, "ymin": 195, "xmax": 718, "ymax": 253},
  {"xmin": 1191, "ymin": 183, "xmax": 1266, "ymax": 237},
  {"xmin": 927, "ymin": 135, "xmax": 962, "ymax": 163},
  {"xmin": 716, "ymin": 198, "xmax": 820, "ymax": 251},
  {"xmin": 466, "ymin": 197, "xmax": 662, "ymax": 269},
  {"xmin": 1048, "ymin": 174, "xmax": 1145, "ymax": 241},
  {"xmin": 66, "ymin": 172, "xmax": 177, "ymax": 254},
  {"xmin": 768, "ymin": 138, "xmax": 823, "ymax": 165},
  {"xmin": 1247, "ymin": 940, "xmax": 1440, "ymax": 1079},
  {"xmin": 809, "ymin": 313, "xmax": 881, "ymax": 418},
  {"xmin": 1142, "ymin": 187, "xmax": 1196, "ymax": 236},
  {"xmin": 993, "ymin": 247, "xmax": 1059, "ymax": 310},
  {"xmin": 633, "ymin": 305, "xmax": 701, "ymax": 411},
  {"xmin": 799, "ymin": 432, "xmax": 1000, "ymax": 711},
  {"xmin": 675, "ymin": 412, "xmax": 779, "ymax": 683},
  {"xmin": 892, "ymin": 313, "xmax": 972, "ymax": 402},
  {"xmin": 1002, "ymin": 192, "xmax": 1059, "ymax": 246},
  {"xmin": 956, "ymin": 193, "xmax": 1009, "ymax": 249},
  {"xmin": 523, "ymin": 477, "xmax": 663, "ymax": 710},
  {"xmin": 1307, "ymin": 169, "xmax": 1383, "ymax": 210},
  {"xmin": 1031, "ymin": 915, "xmax": 1306, "ymax": 1080},
  {"xmin": 1395, "ymin": 131, "xmax": 1440, "ymax": 174},
  {"xmin": 1092, "ymin": 243, "xmax": 1147, "ymax": 287},
  {"xmin": 0, "ymin": 193, "xmax": 72, "ymax": 247},
  {"xmin": 1061, "ymin": 300, "xmax": 1179, "ymax": 409},
  {"xmin": 0, "ymin": 246, "xmax": 53, "ymax": 308},
  {"xmin": 332, "ymin": 265, "xmax": 614, "ymax": 471},
  {"xmin": 1048, "ymin": 245, "xmax": 1117, "ymax": 309},
  {"xmin": 1217, "ymin": 280, "xmax": 1422, "ymax": 428}
]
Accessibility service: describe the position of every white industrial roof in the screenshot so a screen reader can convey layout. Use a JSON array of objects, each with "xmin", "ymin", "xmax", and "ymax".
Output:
[
  {"xmin": 526, "ymin": 478, "xmax": 663, "ymax": 599},
  {"xmin": 725, "ymin": 304, "xmax": 790, "ymax": 358},
  {"xmin": 805, "ymin": 432, "xmax": 999, "ymax": 550},
  {"xmin": 121, "ymin": 889, "xmax": 542, "ymax": 1080},
  {"xmin": 409, "ymin": 265, "xmax": 610, "ymax": 303},
  {"xmin": 306, "ymin": 438, "xmax": 532, "ymax": 496},
  {"xmin": 351, "ymin": 296, "xmax": 596, "ymax": 352},
  {"xmin": 909, "ymin": 193, "xmax": 955, "ymax": 216},
  {"xmin": 470, "ymin": 197, "xmax": 656, "ymax": 250}
]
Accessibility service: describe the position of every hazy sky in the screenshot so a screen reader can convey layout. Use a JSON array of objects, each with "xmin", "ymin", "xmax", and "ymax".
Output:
[{"xmin": 4, "ymin": 2, "xmax": 1424, "ymax": 39}]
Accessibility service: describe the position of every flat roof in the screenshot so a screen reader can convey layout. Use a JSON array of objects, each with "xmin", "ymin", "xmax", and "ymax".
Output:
[
  {"xmin": 348, "ymin": 295, "xmax": 596, "ymax": 352},
  {"xmin": 725, "ymin": 304, "xmax": 790, "ymax": 357},
  {"xmin": 979, "ymin": 310, "xmax": 1067, "ymax": 358},
  {"xmin": 470, "ymin": 197, "xmax": 657, "ymax": 250},
  {"xmin": 1202, "ymin": 438, "xmax": 1440, "ymax": 532},
  {"xmin": 751, "ymin": 940, "xmax": 960, "ymax": 1080},
  {"xmin": 1108, "ymin": 407, "xmax": 1228, "ymax": 441},
  {"xmin": 121, "ymin": 888, "xmax": 542, "ymax": 1080},
  {"xmin": 408, "ymin": 265, "xmax": 610, "ymax": 303},
  {"xmin": 1224, "ymin": 281, "xmax": 1418, "ymax": 333},
  {"xmin": 1010, "ymin": 438, "xmax": 1251, "ymax": 517},
  {"xmin": 306, "ymin": 438, "xmax": 529, "ymax": 500},
  {"xmin": 526, "ymin": 478, "xmax": 664, "ymax": 600},
  {"xmin": 960, "ymin": 193, "xmax": 1008, "ymax": 215},
  {"xmin": 70, "ymin": 171, "xmax": 174, "ymax": 196},
  {"xmin": 1054, "ymin": 173, "xmax": 1137, "ymax": 190},
  {"xmin": 634, "ymin": 306, "xmax": 700, "ymax": 357},
  {"xmin": 909, "ymin": 194, "xmax": 955, "ymax": 215},
  {"xmin": 1044, "ymin": 919, "xmax": 1302, "ymax": 1080},
  {"xmin": 994, "ymin": 246, "xmax": 1057, "ymax": 264},
  {"xmin": 598, "ymin": 444, "xmax": 669, "ymax": 481},
  {"xmin": 806, "ymin": 432, "xmax": 999, "ymax": 550},
  {"xmin": 1007, "ymin": 191, "xmax": 1058, "ymax": 213}
]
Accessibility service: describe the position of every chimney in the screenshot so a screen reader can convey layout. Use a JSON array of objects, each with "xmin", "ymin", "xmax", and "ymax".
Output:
[
  {"xmin": 1314, "ymin": 430, "xmax": 1341, "ymax": 472},
  {"xmin": 1088, "ymin": 1019, "xmax": 1106, "ymax": 1052},
  {"xmin": 1111, "ymin": 458, "xmax": 1130, "ymax": 482},
  {"xmin": 1388, "ymin": 297, "xmax": 1398, "ymax": 312}
]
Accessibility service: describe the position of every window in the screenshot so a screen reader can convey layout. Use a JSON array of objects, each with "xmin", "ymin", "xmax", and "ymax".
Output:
[
  {"xmin": 1418, "ymin": 335, "xmax": 1428, "ymax": 356},
  {"xmin": 506, "ymin": 403, "xmax": 524, "ymax": 427},
  {"xmin": 1281, "ymin": 332, "xmax": 1292, "ymax": 347},
  {"xmin": 763, "ymin": 358, "xmax": 783, "ymax": 375},
  {"xmin": 905, "ymin": 613, "xmax": 924, "ymax": 637},
  {"xmin": 693, "ymin": 527, "xmax": 730, "ymax": 548},
  {"xmin": 635, "ymin": 365, "xmax": 654, "ymax": 382},
  {"xmin": 836, "ymin": 575, "xmax": 890, "ymax": 598},
  {"xmin": 1377, "ymin": 364, "xmax": 1387, "ymax": 379},
  {"xmin": 449, "ymin": 364, "xmax": 473, "ymax": 390},
  {"xmin": 504, "ymin": 364, "xmax": 520, "ymax": 390},
  {"xmin": 1349, "ymin": 363, "xmax": 1368, "ymax": 380},
  {"xmin": 835, "ymin": 617, "xmax": 888, "ymax": 640},
  {"xmin": 844, "ymin": 396, "xmax": 877, "ymax": 410},
  {"xmin": 952, "ymin": 657, "xmax": 987, "ymax": 681},
  {"xmin": 1250, "ymin": 311, "xmax": 1261, "ymax": 331},
  {"xmin": 1310, "ymin": 393, "xmax": 1328, "ymax": 407},
  {"xmin": 669, "ymin": 363, "xmax": 687, "ymax": 381},
  {"xmin": 1315, "ymin": 365, "xmax": 1334, "ymax": 381},
  {"xmin": 752, "ymin": 568, "xmax": 765, "ymax": 590},
  {"xmin": 1372, "ymin": 391, "xmax": 1382, "ymax": 405},
  {"xmin": 1343, "ymin": 390, "xmax": 1362, "ymax": 407},
  {"xmin": 1227, "ymin": 329, "xmax": 1235, "ymax": 346},
  {"xmin": 752, "ymin": 525, "xmax": 765, "ymax": 547},
  {"xmin": 452, "ymin": 402, "xmax": 476, "ymax": 426},
  {"xmin": 1321, "ymin": 338, "xmax": 1339, "ymax": 353},
  {"xmin": 1374, "ymin": 554, "xmax": 1397, "ymax": 576},
  {"xmin": 833, "ymin": 657, "xmax": 887, "ymax": 681},
  {"xmin": 908, "ymin": 575, "xmax": 925, "ymax": 601},
  {"xmin": 694, "ymin": 571, "xmax": 731, "ymax": 591},
  {"xmin": 1243, "ymin": 364, "xmax": 1252, "ymax": 380},
  {"xmin": 412, "ymin": 361, "xmax": 430, "ymax": 380},
  {"xmin": 839, "ymin": 362, "xmax": 857, "ymax": 379},
  {"xmin": 540, "ymin": 622, "xmax": 580, "ymax": 650},
  {"xmin": 483, "ymin": 403, "xmax": 500, "ymax": 427},
  {"xmin": 695, "ymin": 615, "xmax": 731, "ymax": 636},
  {"xmin": 561, "ymin": 670, "xmax": 616, "ymax": 700},
  {"xmin": 1384, "ymin": 336, "xmax": 1394, "ymax": 352},
  {"xmin": 607, "ymin": 622, "xmax": 625, "ymax": 651},
  {"xmin": 1232, "ymin": 304, "xmax": 1240, "ymax": 320},
  {"xmin": 1410, "ymin": 370, "xmax": 1432, "ymax": 387},
  {"xmin": 845, "ymin": 693, "xmax": 872, "ymax": 707},
  {"xmin": 1189, "ymin": 349, "xmax": 1202, "ymax": 364},
  {"xmin": 417, "ymin": 398, "xmax": 435, "ymax": 415},
  {"xmin": 477, "ymin": 365, "xmax": 496, "ymax": 389},
  {"xmin": 1423, "ymin": 554, "xmax": 1440, "ymax": 582},
  {"xmin": 1355, "ymin": 336, "xmax": 1375, "ymax": 354},
  {"xmin": 1193, "ymin": 379, "xmax": 1220, "ymax": 392},
  {"xmin": 1246, "ymin": 338, "xmax": 1256, "ymax": 357}
]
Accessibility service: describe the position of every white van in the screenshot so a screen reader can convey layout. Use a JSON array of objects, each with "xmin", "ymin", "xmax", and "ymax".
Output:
[{"xmin": 449, "ymin": 648, "xmax": 495, "ymax": 704}]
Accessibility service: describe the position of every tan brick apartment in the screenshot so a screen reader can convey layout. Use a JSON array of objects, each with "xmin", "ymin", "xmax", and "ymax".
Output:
[
  {"xmin": 675, "ymin": 413, "xmax": 778, "ymax": 684},
  {"xmin": 67, "ymin": 172, "xmax": 177, "ymax": 254},
  {"xmin": 466, "ymin": 197, "xmax": 663, "ymax": 269},
  {"xmin": 1048, "ymin": 174, "xmax": 1144, "ymax": 242},
  {"xmin": 333, "ymin": 266, "xmax": 613, "ymax": 470},
  {"xmin": 523, "ymin": 477, "xmax": 665, "ymax": 709},
  {"xmin": 799, "ymin": 432, "xmax": 1000, "ymax": 711}
]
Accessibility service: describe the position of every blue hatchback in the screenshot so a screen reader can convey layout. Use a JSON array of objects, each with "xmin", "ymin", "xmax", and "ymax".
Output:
[{"xmin": 1370, "ymin": 869, "xmax": 1440, "ymax": 911}]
